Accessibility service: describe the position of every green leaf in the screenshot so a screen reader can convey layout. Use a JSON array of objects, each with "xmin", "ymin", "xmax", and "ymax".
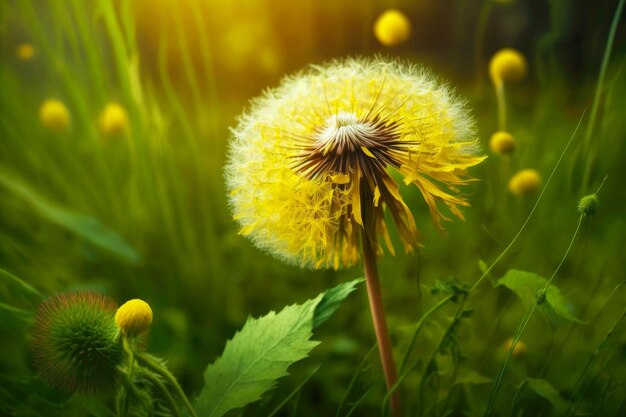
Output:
[
  {"xmin": 525, "ymin": 378, "xmax": 568, "ymax": 414},
  {"xmin": 194, "ymin": 279, "xmax": 361, "ymax": 417},
  {"xmin": 497, "ymin": 270, "xmax": 585, "ymax": 325},
  {"xmin": 0, "ymin": 173, "xmax": 139, "ymax": 264},
  {"xmin": 313, "ymin": 277, "xmax": 363, "ymax": 329},
  {"xmin": 452, "ymin": 369, "xmax": 491, "ymax": 387}
]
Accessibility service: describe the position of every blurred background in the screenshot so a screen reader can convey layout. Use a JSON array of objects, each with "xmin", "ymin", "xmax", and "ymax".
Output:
[{"xmin": 1, "ymin": 0, "xmax": 625, "ymax": 415}]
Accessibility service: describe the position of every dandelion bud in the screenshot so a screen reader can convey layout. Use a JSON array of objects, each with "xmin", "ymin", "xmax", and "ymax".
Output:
[
  {"xmin": 32, "ymin": 292, "xmax": 122, "ymax": 393},
  {"xmin": 489, "ymin": 48, "xmax": 527, "ymax": 86},
  {"xmin": 503, "ymin": 337, "xmax": 527, "ymax": 357},
  {"xmin": 115, "ymin": 299, "xmax": 152, "ymax": 335},
  {"xmin": 489, "ymin": 131, "xmax": 516, "ymax": 155},
  {"xmin": 16, "ymin": 43, "xmax": 35, "ymax": 60},
  {"xmin": 99, "ymin": 102, "xmax": 129, "ymax": 136},
  {"xmin": 508, "ymin": 169, "xmax": 541, "ymax": 196},
  {"xmin": 577, "ymin": 194, "xmax": 598, "ymax": 216},
  {"xmin": 374, "ymin": 9, "xmax": 411, "ymax": 46},
  {"xmin": 39, "ymin": 99, "xmax": 70, "ymax": 132}
]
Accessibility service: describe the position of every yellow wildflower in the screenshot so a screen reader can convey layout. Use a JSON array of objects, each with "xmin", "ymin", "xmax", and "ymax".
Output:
[
  {"xmin": 508, "ymin": 169, "xmax": 541, "ymax": 196},
  {"xmin": 99, "ymin": 102, "xmax": 129, "ymax": 136},
  {"xmin": 374, "ymin": 9, "xmax": 411, "ymax": 46},
  {"xmin": 489, "ymin": 48, "xmax": 527, "ymax": 87},
  {"xmin": 503, "ymin": 337, "xmax": 527, "ymax": 357},
  {"xmin": 489, "ymin": 131, "xmax": 516, "ymax": 155},
  {"xmin": 226, "ymin": 58, "xmax": 485, "ymax": 269},
  {"xmin": 16, "ymin": 43, "xmax": 35, "ymax": 60},
  {"xmin": 115, "ymin": 299, "xmax": 152, "ymax": 335},
  {"xmin": 39, "ymin": 99, "xmax": 70, "ymax": 132}
]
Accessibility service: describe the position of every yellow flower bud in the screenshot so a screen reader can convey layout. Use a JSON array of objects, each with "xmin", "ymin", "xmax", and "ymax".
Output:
[
  {"xmin": 489, "ymin": 131, "xmax": 516, "ymax": 155},
  {"xmin": 99, "ymin": 102, "xmax": 129, "ymax": 136},
  {"xmin": 39, "ymin": 99, "xmax": 70, "ymax": 132},
  {"xmin": 508, "ymin": 169, "xmax": 542, "ymax": 196},
  {"xmin": 503, "ymin": 337, "xmax": 527, "ymax": 357},
  {"xmin": 115, "ymin": 299, "xmax": 152, "ymax": 335},
  {"xmin": 16, "ymin": 43, "xmax": 35, "ymax": 60},
  {"xmin": 489, "ymin": 48, "xmax": 527, "ymax": 86},
  {"xmin": 374, "ymin": 9, "xmax": 411, "ymax": 46}
]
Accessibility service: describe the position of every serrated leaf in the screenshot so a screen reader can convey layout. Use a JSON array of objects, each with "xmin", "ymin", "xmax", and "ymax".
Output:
[
  {"xmin": 194, "ymin": 279, "xmax": 360, "ymax": 417},
  {"xmin": 313, "ymin": 278, "xmax": 363, "ymax": 328},
  {"xmin": 497, "ymin": 270, "xmax": 585, "ymax": 325},
  {"xmin": 525, "ymin": 378, "xmax": 568, "ymax": 414},
  {"xmin": 0, "ymin": 173, "xmax": 139, "ymax": 264}
]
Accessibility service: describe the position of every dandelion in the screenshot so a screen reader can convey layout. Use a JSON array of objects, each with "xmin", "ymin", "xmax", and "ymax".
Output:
[
  {"xmin": 116, "ymin": 299, "xmax": 153, "ymax": 336},
  {"xmin": 39, "ymin": 99, "xmax": 70, "ymax": 132},
  {"xmin": 489, "ymin": 48, "xmax": 527, "ymax": 131},
  {"xmin": 16, "ymin": 43, "xmax": 35, "ymax": 60},
  {"xmin": 374, "ymin": 9, "xmax": 411, "ymax": 46},
  {"xmin": 32, "ymin": 291, "xmax": 122, "ymax": 393},
  {"xmin": 226, "ymin": 57, "xmax": 485, "ymax": 416},
  {"xmin": 489, "ymin": 131, "xmax": 516, "ymax": 155},
  {"xmin": 99, "ymin": 102, "xmax": 129, "ymax": 136},
  {"xmin": 508, "ymin": 168, "xmax": 541, "ymax": 196}
]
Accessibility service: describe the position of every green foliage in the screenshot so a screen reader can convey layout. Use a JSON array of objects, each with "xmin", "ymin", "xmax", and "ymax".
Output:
[
  {"xmin": 497, "ymin": 270, "xmax": 585, "ymax": 325},
  {"xmin": 194, "ymin": 279, "xmax": 361, "ymax": 417},
  {"xmin": 0, "ymin": 173, "xmax": 139, "ymax": 264},
  {"xmin": 524, "ymin": 378, "xmax": 569, "ymax": 414}
]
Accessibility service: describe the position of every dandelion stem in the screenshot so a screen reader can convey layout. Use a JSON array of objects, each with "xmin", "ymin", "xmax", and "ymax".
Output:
[
  {"xmin": 496, "ymin": 82, "xmax": 507, "ymax": 131},
  {"xmin": 362, "ymin": 236, "xmax": 400, "ymax": 417}
]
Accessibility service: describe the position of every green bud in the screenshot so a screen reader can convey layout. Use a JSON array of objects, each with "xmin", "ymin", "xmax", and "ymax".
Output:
[
  {"xmin": 536, "ymin": 289, "xmax": 546, "ymax": 305},
  {"xmin": 577, "ymin": 194, "xmax": 599, "ymax": 216},
  {"xmin": 32, "ymin": 291, "xmax": 123, "ymax": 393}
]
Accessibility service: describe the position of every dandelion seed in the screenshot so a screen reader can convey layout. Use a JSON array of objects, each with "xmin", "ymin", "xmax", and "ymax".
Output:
[
  {"xmin": 99, "ymin": 102, "xmax": 129, "ymax": 136},
  {"xmin": 374, "ymin": 9, "xmax": 411, "ymax": 46},
  {"xmin": 116, "ymin": 299, "xmax": 153, "ymax": 336},
  {"xmin": 16, "ymin": 43, "xmax": 35, "ymax": 60},
  {"xmin": 39, "ymin": 99, "xmax": 70, "ymax": 132},
  {"xmin": 32, "ymin": 291, "xmax": 122, "ymax": 393},
  {"xmin": 508, "ymin": 169, "xmax": 542, "ymax": 196},
  {"xmin": 227, "ymin": 58, "xmax": 484, "ymax": 270},
  {"xmin": 489, "ymin": 131, "xmax": 516, "ymax": 155}
]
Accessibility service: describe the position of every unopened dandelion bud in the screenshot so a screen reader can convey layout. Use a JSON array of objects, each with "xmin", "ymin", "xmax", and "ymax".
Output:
[
  {"xmin": 508, "ymin": 169, "xmax": 541, "ymax": 196},
  {"xmin": 16, "ymin": 43, "xmax": 35, "ymax": 60},
  {"xmin": 489, "ymin": 131, "xmax": 516, "ymax": 155},
  {"xmin": 32, "ymin": 292, "xmax": 122, "ymax": 393},
  {"xmin": 374, "ymin": 9, "xmax": 411, "ymax": 46},
  {"xmin": 489, "ymin": 48, "xmax": 527, "ymax": 86},
  {"xmin": 577, "ymin": 194, "xmax": 598, "ymax": 216},
  {"xmin": 116, "ymin": 299, "xmax": 152, "ymax": 335},
  {"xmin": 99, "ymin": 102, "xmax": 129, "ymax": 136},
  {"xmin": 226, "ymin": 58, "xmax": 485, "ymax": 269},
  {"xmin": 503, "ymin": 337, "xmax": 527, "ymax": 357},
  {"xmin": 39, "ymin": 99, "xmax": 70, "ymax": 132}
]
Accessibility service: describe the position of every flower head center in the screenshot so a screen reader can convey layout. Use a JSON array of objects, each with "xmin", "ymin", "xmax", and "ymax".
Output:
[{"xmin": 316, "ymin": 112, "xmax": 377, "ymax": 155}]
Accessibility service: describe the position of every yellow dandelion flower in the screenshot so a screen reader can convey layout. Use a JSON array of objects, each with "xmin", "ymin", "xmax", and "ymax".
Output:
[
  {"xmin": 489, "ymin": 131, "xmax": 516, "ymax": 155},
  {"xmin": 489, "ymin": 48, "xmax": 527, "ymax": 87},
  {"xmin": 226, "ymin": 58, "xmax": 486, "ymax": 270},
  {"xmin": 115, "ymin": 299, "xmax": 152, "ymax": 335},
  {"xmin": 99, "ymin": 102, "xmax": 129, "ymax": 136},
  {"xmin": 16, "ymin": 43, "xmax": 35, "ymax": 60},
  {"xmin": 508, "ymin": 169, "xmax": 541, "ymax": 196},
  {"xmin": 374, "ymin": 9, "xmax": 412, "ymax": 46},
  {"xmin": 39, "ymin": 99, "xmax": 70, "ymax": 132}
]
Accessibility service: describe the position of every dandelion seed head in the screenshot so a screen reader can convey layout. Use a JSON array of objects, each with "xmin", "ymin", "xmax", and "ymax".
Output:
[
  {"xmin": 39, "ymin": 99, "xmax": 70, "ymax": 132},
  {"xmin": 226, "ymin": 58, "xmax": 485, "ymax": 269},
  {"xmin": 508, "ymin": 169, "xmax": 542, "ymax": 196}
]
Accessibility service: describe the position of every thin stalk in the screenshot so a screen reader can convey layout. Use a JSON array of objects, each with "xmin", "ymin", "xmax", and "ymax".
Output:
[
  {"xmin": 137, "ymin": 367, "xmax": 182, "ymax": 417},
  {"xmin": 582, "ymin": 0, "xmax": 625, "ymax": 190},
  {"xmin": 361, "ymin": 236, "xmax": 400, "ymax": 417},
  {"xmin": 121, "ymin": 337, "xmax": 136, "ymax": 417},
  {"xmin": 495, "ymin": 82, "xmax": 507, "ymax": 131}
]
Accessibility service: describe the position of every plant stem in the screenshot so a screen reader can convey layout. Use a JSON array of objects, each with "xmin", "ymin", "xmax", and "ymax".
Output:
[
  {"xmin": 361, "ymin": 235, "xmax": 400, "ymax": 417},
  {"xmin": 495, "ymin": 81, "xmax": 507, "ymax": 131}
]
